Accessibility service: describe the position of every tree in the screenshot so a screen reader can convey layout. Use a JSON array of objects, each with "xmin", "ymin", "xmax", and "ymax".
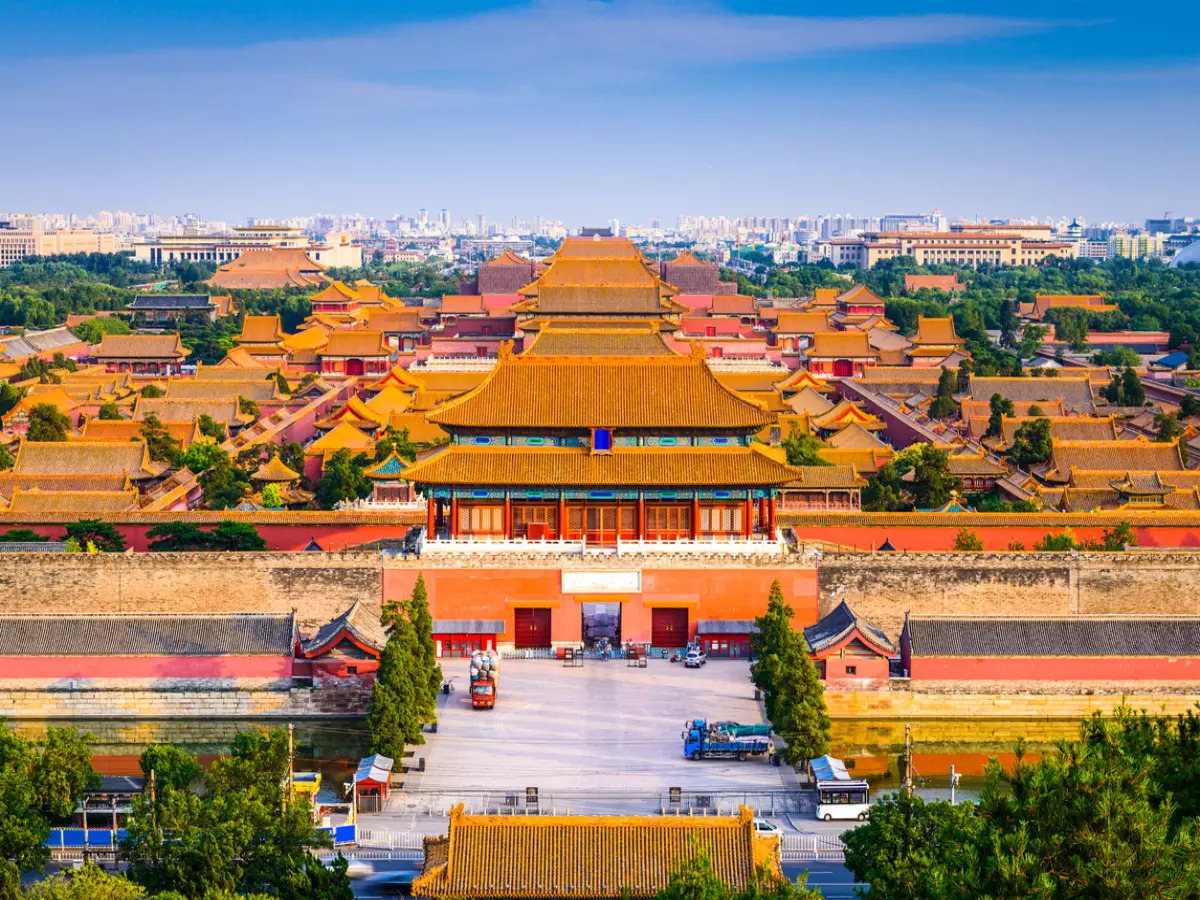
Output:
[
  {"xmin": 238, "ymin": 396, "xmax": 260, "ymax": 419},
  {"xmin": 655, "ymin": 845, "xmax": 822, "ymax": 900},
  {"xmin": 1034, "ymin": 529, "xmax": 1081, "ymax": 552},
  {"xmin": 71, "ymin": 316, "xmax": 131, "ymax": 345},
  {"xmin": 199, "ymin": 453, "xmax": 251, "ymax": 509},
  {"xmin": 1180, "ymin": 395, "xmax": 1200, "ymax": 419},
  {"xmin": 61, "ymin": 520, "xmax": 126, "ymax": 553},
  {"xmin": 781, "ymin": 429, "xmax": 830, "ymax": 467},
  {"xmin": 368, "ymin": 600, "xmax": 425, "ymax": 757},
  {"xmin": 908, "ymin": 444, "xmax": 961, "ymax": 509},
  {"xmin": 0, "ymin": 382, "xmax": 25, "ymax": 417},
  {"xmin": 955, "ymin": 359, "xmax": 973, "ymax": 394},
  {"xmin": 952, "ymin": 529, "xmax": 983, "ymax": 551},
  {"xmin": 146, "ymin": 522, "xmax": 212, "ymax": 552},
  {"xmin": 97, "ymin": 402, "xmax": 122, "ymax": 420},
  {"xmin": 21, "ymin": 862, "xmax": 146, "ymax": 899},
  {"xmin": 928, "ymin": 368, "xmax": 956, "ymax": 420},
  {"xmin": 1155, "ymin": 412, "xmax": 1184, "ymax": 443},
  {"xmin": 1104, "ymin": 365, "xmax": 1145, "ymax": 406},
  {"xmin": 0, "ymin": 529, "xmax": 49, "ymax": 543},
  {"xmin": 178, "ymin": 439, "xmax": 227, "ymax": 474},
  {"xmin": 262, "ymin": 483, "xmax": 283, "ymax": 508},
  {"xmin": 408, "ymin": 575, "xmax": 442, "ymax": 724},
  {"xmin": 138, "ymin": 744, "xmax": 202, "ymax": 795},
  {"xmin": 1101, "ymin": 520, "xmax": 1137, "ymax": 551},
  {"xmin": 139, "ymin": 384, "xmax": 164, "ymax": 399},
  {"xmin": 196, "ymin": 413, "xmax": 226, "ymax": 441},
  {"xmin": 984, "ymin": 393, "xmax": 1015, "ymax": 439},
  {"xmin": 0, "ymin": 444, "xmax": 13, "ymax": 472},
  {"xmin": 139, "ymin": 413, "xmax": 181, "ymax": 463},
  {"xmin": 274, "ymin": 372, "xmax": 291, "ymax": 396},
  {"xmin": 27, "ymin": 403, "xmax": 71, "ymax": 442},
  {"xmin": 31, "ymin": 727, "xmax": 99, "ymax": 820},
  {"xmin": 1006, "ymin": 418, "xmax": 1053, "ymax": 467},
  {"xmin": 374, "ymin": 425, "xmax": 420, "ymax": 462},
  {"xmin": 843, "ymin": 792, "xmax": 982, "ymax": 900},
  {"xmin": 750, "ymin": 581, "xmax": 830, "ymax": 765},
  {"xmin": 315, "ymin": 449, "xmax": 371, "ymax": 509},
  {"xmin": 207, "ymin": 520, "xmax": 267, "ymax": 551},
  {"xmin": 861, "ymin": 463, "xmax": 910, "ymax": 512}
]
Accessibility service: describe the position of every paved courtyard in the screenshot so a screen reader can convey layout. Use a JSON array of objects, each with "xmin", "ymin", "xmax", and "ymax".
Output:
[{"xmin": 397, "ymin": 657, "xmax": 789, "ymax": 812}]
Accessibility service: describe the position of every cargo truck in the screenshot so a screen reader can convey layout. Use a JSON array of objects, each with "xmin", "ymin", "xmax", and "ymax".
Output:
[
  {"xmin": 684, "ymin": 719, "xmax": 772, "ymax": 738},
  {"xmin": 682, "ymin": 720, "xmax": 771, "ymax": 760},
  {"xmin": 470, "ymin": 650, "xmax": 500, "ymax": 710}
]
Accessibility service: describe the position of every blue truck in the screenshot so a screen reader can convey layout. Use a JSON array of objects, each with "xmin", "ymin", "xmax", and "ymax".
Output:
[{"xmin": 682, "ymin": 719, "xmax": 772, "ymax": 761}]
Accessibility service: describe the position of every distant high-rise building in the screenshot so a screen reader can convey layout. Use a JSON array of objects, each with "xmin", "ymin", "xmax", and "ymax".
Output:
[{"xmin": 440, "ymin": 208, "xmax": 450, "ymax": 231}]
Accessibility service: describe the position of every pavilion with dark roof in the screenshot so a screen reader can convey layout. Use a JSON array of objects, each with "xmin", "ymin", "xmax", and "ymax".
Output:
[{"xmin": 804, "ymin": 601, "xmax": 896, "ymax": 685}]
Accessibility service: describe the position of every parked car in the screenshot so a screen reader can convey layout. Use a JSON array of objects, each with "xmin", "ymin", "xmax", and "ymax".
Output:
[
  {"xmin": 684, "ymin": 649, "xmax": 707, "ymax": 668},
  {"xmin": 753, "ymin": 817, "xmax": 783, "ymax": 837}
]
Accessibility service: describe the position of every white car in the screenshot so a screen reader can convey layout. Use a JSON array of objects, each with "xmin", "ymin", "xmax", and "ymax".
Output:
[
  {"xmin": 684, "ymin": 650, "xmax": 707, "ymax": 668},
  {"xmin": 753, "ymin": 818, "xmax": 783, "ymax": 837}
]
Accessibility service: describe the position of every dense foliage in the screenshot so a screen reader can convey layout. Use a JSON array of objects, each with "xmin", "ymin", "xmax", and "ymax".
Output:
[
  {"xmin": 843, "ymin": 706, "xmax": 1200, "ymax": 899},
  {"xmin": 749, "ymin": 580, "xmax": 830, "ymax": 765}
]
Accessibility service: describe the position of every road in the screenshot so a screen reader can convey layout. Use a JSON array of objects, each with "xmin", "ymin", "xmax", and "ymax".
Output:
[{"xmin": 346, "ymin": 859, "xmax": 864, "ymax": 899}]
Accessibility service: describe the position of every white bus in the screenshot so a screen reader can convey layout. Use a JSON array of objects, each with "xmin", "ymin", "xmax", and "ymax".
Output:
[{"xmin": 815, "ymin": 779, "xmax": 871, "ymax": 821}]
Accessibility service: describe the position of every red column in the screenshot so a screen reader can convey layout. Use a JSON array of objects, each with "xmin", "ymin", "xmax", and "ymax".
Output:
[
  {"xmin": 504, "ymin": 494, "xmax": 513, "ymax": 540},
  {"xmin": 558, "ymin": 495, "xmax": 567, "ymax": 540},
  {"xmin": 767, "ymin": 496, "xmax": 776, "ymax": 538},
  {"xmin": 690, "ymin": 496, "xmax": 700, "ymax": 540},
  {"xmin": 449, "ymin": 496, "xmax": 459, "ymax": 539},
  {"xmin": 637, "ymin": 496, "xmax": 646, "ymax": 540},
  {"xmin": 426, "ymin": 497, "xmax": 435, "ymax": 535},
  {"xmin": 758, "ymin": 496, "xmax": 768, "ymax": 533},
  {"xmin": 743, "ymin": 498, "xmax": 752, "ymax": 539}
]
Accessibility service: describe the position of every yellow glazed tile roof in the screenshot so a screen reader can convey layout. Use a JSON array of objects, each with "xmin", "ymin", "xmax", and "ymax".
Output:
[
  {"xmin": 804, "ymin": 332, "xmax": 875, "ymax": 359},
  {"xmin": 251, "ymin": 455, "xmax": 301, "ymax": 482},
  {"xmin": 7, "ymin": 487, "xmax": 141, "ymax": 513},
  {"xmin": 429, "ymin": 347, "xmax": 774, "ymax": 431},
  {"xmin": 95, "ymin": 334, "xmax": 190, "ymax": 360},
  {"xmin": 79, "ymin": 418, "xmax": 203, "ymax": 446},
  {"xmin": 910, "ymin": 316, "xmax": 962, "ymax": 346},
  {"xmin": 304, "ymin": 421, "xmax": 377, "ymax": 456},
  {"xmin": 238, "ymin": 315, "xmax": 286, "ymax": 346},
  {"xmin": 402, "ymin": 444, "xmax": 800, "ymax": 487},
  {"xmin": 413, "ymin": 805, "xmax": 778, "ymax": 899},
  {"xmin": 12, "ymin": 440, "xmax": 164, "ymax": 480}
]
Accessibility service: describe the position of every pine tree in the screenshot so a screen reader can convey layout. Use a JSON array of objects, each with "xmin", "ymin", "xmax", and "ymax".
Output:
[
  {"xmin": 750, "ymin": 580, "xmax": 792, "ymax": 703},
  {"xmin": 770, "ymin": 643, "xmax": 831, "ymax": 765},
  {"xmin": 407, "ymin": 575, "xmax": 442, "ymax": 723},
  {"xmin": 367, "ymin": 604, "xmax": 424, "ymax": 756}
]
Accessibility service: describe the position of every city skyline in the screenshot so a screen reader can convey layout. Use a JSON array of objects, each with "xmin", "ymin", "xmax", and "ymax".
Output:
[{"xmin": 4, "ymin": 0, "xmax": 1199, "ymax": 222}]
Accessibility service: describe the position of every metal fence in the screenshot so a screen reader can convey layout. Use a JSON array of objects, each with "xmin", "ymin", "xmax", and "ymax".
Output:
[
  {"xmin": 780, "ymin": 832, "xmax": 846, "ymax": 861},
  {"xmin": 357, "ymin": 829, "xmax": 428, "ymax": 851},
  {"xmin": 389, "ymin": 788, "xmax": 809, "ymax": 818}
]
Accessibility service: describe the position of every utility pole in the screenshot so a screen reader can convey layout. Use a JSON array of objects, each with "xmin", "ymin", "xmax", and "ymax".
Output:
[
  {"xmin": 950, "ymin": 763, "xmax": 961, "ymax": 805},
  {"xmin": 903, "ymin": 723, "xmax": 913, "ymax": 798},
  {"xmin": 286, "ymin": 723, "xmax": 295, "ymax": 814}
]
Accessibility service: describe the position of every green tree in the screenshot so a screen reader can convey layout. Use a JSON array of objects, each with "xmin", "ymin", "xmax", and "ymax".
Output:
[
  {"xmin": 238, "ymin": 396, "xmax": 260, "ymax": 419},
  {"xmin": 655, "ymin": 844, "xmax": 822, "ymax": 900},
  {"xmin": 207, "ymin": 521, "xmax": 267, "ymax": 551},
  {"xmin": 138, "ymin": 745, "xmax": 202, "ymax": 795},
  {"xmin": 315, "ymin": 449, "xmax": 371, "ymax": 509},
  {"xmin": 952, "ymin": 529, "xmax": 983, "ymax": 551},
  {"xmin": 71, "ymin": 316, "xmax": 131, "ymax": 345},
  {"xmin": 0, "ymin": 529, "xmax": 49, "ymax": 543},
  {"xmin": 196, "ymin": 413, "xmax": 226, "ymax": 442},
  {"xmin": 27, "ymin": 403, "xmax": 71, "ymax": 442},
  {"xmin": 1101, "ymin": 520, "xmax": 1137, "ymax": 551},
  {"xmin": 61, "ymin": 520, "xmax": 126, "ymax": 553},
  {"xmin": 984, "ymin": 394, "xmax": 1015, "ymax": 438},
  {"xmin": 31, "ymin": 727, "xmax": 99, "ymax": 820},
  {"xmin": 139, "ymin": 384, "xmax": 164, "ymax": 399},
  {"xmin": 1034, "ymin": 529, "xmax": 1081, "ymax": 551},
  {"xmin": 274, "ymin": 372, "xmax": 291, "ymax": 396},
  {"xmin": 1104, "ymin": 365, "xmax": 1146, "ymax": 406},
  {"xmin": 0, "ymin": 382, "xmax": 25, "ymax": 417},
  {"xmin": 139, "ymin": 413, "xmax": 181, "ymax": 463},
  {"xmin": 750, "ymin": 580, "xmax": 829, "ymax": 764},
  {"xmin": 1180, "ymin": 395, "xmax": 1200, "ymax": 418},
  {"xmin": 781, "ymin": 429, "xmax": 830, "ymax": 467},
  {"xmin": 1155, "ymin": 412, "xmax": 1184, "ymax": 443},
  {"xmin": 861, "ymin": 463, "xmax": 910, "ymax": 512},
  {"xmin": 374, "ymin": 425, "xmax": 420, "ymax": 462},
  {"xmin": 178, "ymin": 440, "xmax": 227, "ymax": 474},
  {"xmin": 145, "ymin": 522, "xmax": 212, "ymax": 552},
  {"xmin": 261, "ymin": 483, "xmax": 283, "ymax": 508},
  {"xmin": 21, "ymin": 862, "xmax": 146, "ymax": 899},
  {"xmin": 0, "ymin": 445, "xmax": 13, "ymax": 471},
  {"xmin": 408, "ymin": 574, "xmax": 442, "ymax": 724},
  {"xmin": 954, "ymin": 359, "xmax": 973, "ymax": 394},
  {"xmin": 97, "ymin": 402, "xmax": 122, "ymax": 420},
  {"xmin": 928, "ymin": 368, "xmax": 956, "ymax": 420},
  {"xmin": 199, "ymin": 453, "xmax": 251, "ymax": 509},
  {"xmin": 908, "ymin": 445, "xmax": 962, "ymax": 509},
  {"xmin": 368, "ymin": 598, "xmax": 426, "ymax": 757},
  {"xmin": 1007, "ymin": 418, "xmax": 1053, "ymax": 467}
]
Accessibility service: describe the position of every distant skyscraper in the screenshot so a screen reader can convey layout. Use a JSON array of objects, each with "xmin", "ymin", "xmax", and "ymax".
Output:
[{"xmin": 440, "ymin": 208, "xmax": 450, "ymax": 231}]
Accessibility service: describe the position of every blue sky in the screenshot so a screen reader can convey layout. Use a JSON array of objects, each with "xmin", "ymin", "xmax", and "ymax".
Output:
[{"xmin": 4, "ymin": 1, "xmax": 1198, "ymax": 225}]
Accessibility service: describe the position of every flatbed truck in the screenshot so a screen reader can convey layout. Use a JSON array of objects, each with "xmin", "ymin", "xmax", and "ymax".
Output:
[{"xmin": 683, "ymin": 723, "xmax": 771, "ymax": 760}]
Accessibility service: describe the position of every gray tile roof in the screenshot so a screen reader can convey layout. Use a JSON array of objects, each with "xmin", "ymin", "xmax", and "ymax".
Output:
[
  {"xmin": 431, "ymin": 619, "xmax": 506, "ymax": 634},
  {"xmin": 127, "ymin": 294, "xmax": 214, "ymax": 310},
  {"xmin": 904, "ymin": 615, "xmax": 1200, "ymax": 657},
  {"xmin": 301, "ymin": 600, "xmax": 388, "ymax": 656},
  {"xmin": 696, "ymin": 620, "xmax": 758, "ymax": 635},
  {"xmin": 805, "ymin": 601, "xmax": 896, "ymax": 655},
  {"xmin": 0, "ymin": 613, "xmax": 295, "ymax": 656}
]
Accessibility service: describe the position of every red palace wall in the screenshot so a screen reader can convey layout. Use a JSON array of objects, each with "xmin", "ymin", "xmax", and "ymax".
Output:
[
  {"xmin": 910, "ymin": 656, "xmax": 1200, "ymax": 681},
  {"xmin": 790, "ymin": 523, "xmax": 1200, "ymax": 551},
  {"xmin": 0, "ymin": 656, "xmax": 293, "ymax": 681},
  {"xmin": 383, "ymin": 567, "xmax": 818, "ymax": 646}
]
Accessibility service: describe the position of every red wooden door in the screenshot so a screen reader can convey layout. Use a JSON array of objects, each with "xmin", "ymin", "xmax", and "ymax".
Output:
[
  {"xmin": 833, "ymin": 359, "xmax": 853, "ymax": 377},
  {"xmin": 514, "ymin": 608, "xmax": 552, "ymax": 648},
  {"xmin": 345, "ymin": 358, "xmax": 365, "ymax": 376},
  {"xmin": 651, "ymin": 608, "xmax": 689, "ymax": 648}
]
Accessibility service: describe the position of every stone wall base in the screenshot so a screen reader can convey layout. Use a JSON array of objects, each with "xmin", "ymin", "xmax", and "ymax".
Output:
[
  {"xmin": 0, "ymin": 688, "xmax": 371, "ymax": 719},
  {"xmin": 826, "ymin": 690, "xmax": 1200, "ymax": 719}
]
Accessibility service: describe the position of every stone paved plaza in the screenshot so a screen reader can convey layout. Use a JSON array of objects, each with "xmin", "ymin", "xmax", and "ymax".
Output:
[{"xmin": 396, "ymin": 657, "xmax": 789, "ymax": 813}]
